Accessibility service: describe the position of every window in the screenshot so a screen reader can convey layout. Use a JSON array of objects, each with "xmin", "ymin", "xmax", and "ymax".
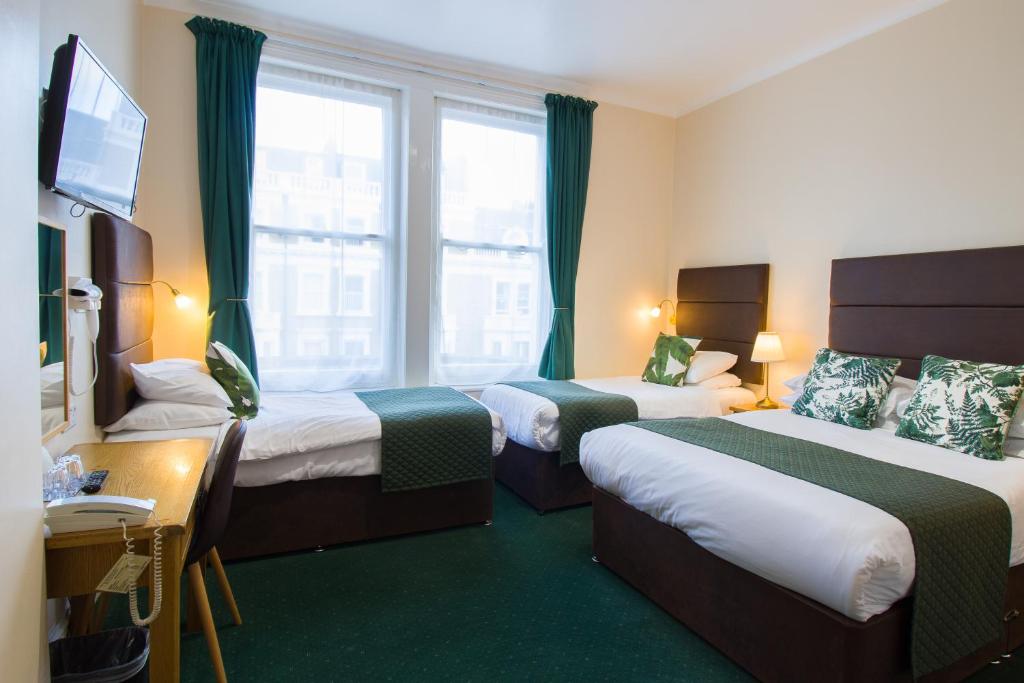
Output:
[
  {"xmin": 516, "ymin": 283, "xmax": 530, "ymax": 316},
  {"xmin": 251, "ymin": 63, "xmax": 399, "ymax": 391},
  {"xmin": 431, "ymin": 98, "xmax": 549, "ymax": 386},
  {"xmin": 494, "ymin": 282, "xmax": 511, "ymax": 315},
  {"xmin": 341, "ymin": 275, "xmax": 367, "ymax": 314}
]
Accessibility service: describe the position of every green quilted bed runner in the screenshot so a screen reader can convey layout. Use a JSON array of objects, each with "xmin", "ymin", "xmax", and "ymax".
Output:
[
  {"xmin": 634, "ymin": 417, "xmax": 1011, "ymax": 679},
  {"xmin": 355, "ymin": 387, "xmax": 493, "ymax": 493},
  {"xmin": 501, "ymin": 381, "xmax": 638, "ymax": 465}
]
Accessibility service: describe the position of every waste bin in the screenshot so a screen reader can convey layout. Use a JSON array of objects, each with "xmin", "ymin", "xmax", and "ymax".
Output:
[{"xmin": 49, "ymin": 627, "xmax": 149, "ymax": 683}]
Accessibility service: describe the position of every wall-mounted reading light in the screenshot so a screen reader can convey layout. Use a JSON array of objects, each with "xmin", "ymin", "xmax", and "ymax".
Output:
[
  {"xmin": 153, "ymin": 280, "xmax": 193, "ymax": 310},
  {"xmin": 649, "ymin": 299, "xmax": 677, "ymax": 325}
]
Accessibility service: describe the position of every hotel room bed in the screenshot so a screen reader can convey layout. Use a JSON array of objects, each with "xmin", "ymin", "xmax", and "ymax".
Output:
[
  {"xmin": 585, "ymin": 244, "xmax": 1024, "ymax": 683},
  {"xmin": 106, "ymin": 391, "xmax": 506, "ymax": 488},
  {"xmin": 482, "ymin": 376, "xmax": 752, "ymax": 452},
  {"xmin": 484, "ymin": 263, "xmax": 769, "ymax": 512},
  {"xmin": 583, "ymin": 409, "xmax": 1024, "ymax": 622},
  {"xmin": 91, "ymin": 213, "xmax": 503, "ymax": 560}
]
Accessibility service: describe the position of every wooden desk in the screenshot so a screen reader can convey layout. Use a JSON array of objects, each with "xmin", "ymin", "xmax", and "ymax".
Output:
[{"xmin": 45, "ymin": 439, "xmax": 213, "ymax": 683}]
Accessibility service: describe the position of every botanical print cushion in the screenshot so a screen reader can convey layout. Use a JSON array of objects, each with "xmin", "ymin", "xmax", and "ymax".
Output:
[
  {"xmin": 791, "ymin": 348, "xmax": 901, "ymax": 430},
  {"xmin": 895, "ymin": 355, "xmax": 1024, "ymax": 460},
  {"xmin": 206, "ymin": 341, "xmax": 260, "ymax": 419},
  {"xmin": 641, "ymin": 333, "xmax": 701, "ymax": 387}
]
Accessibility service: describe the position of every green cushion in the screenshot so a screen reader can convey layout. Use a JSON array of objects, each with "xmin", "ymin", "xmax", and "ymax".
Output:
[
  {"xmin": 791, "ymin": 348, "xmax": 900, "ymax": 429},
  {"xmin": 206, "ymin": 341, "xmax": 260, "ymax": 419},
  {"xmin": 895, "ymin": 355, "xmax": 1024, "ymax": 460},
  {"xmin": 641, "ymin": 333, "xmax": 700, "ymax": 387}
]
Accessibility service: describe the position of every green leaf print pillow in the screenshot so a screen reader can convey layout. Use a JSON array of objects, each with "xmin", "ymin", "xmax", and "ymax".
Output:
[
  {"xmin": 206, "ymin": 341, "xmax": 260, "ymax": 419},
  {"xmin": 791, "ymin": 348, "xmax": 901, "ymax": 429},
  {"xmin": 895, "ymin": 355, "xmax": 1024, "ymax": 460},
  {"xmin": 641, "ymin": 333, "xmax": 701, "ymax": 387}
]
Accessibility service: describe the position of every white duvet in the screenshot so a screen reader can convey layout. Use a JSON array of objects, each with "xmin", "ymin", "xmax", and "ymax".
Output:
[
  {"xmin": 479, "ymin": 376, "xmax": 754, "ymax": 451},
  {"xmin": 580, "ymin": 409, "xmax": 1024, "ymax": 621},
  {"xmin": 106, "ymin": 391, "xmax": 507, "ymax": 487}
]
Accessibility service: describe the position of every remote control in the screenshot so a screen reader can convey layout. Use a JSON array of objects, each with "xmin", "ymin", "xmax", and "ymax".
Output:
[{"xmin": 80, "ymin": 470, "xmax": 109, "ymax": 494}]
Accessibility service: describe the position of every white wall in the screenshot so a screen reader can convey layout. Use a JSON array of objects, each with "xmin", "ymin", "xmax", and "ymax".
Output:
[
  {"xmin": 0, "ymin": 0, "xmax": 46, "ymax": 679},
  {"xmin": 670, "ymin": 0, "xmax": 1024, "ymax": 397},
  {"xmin": 575, "ymin": 102, "xmax": 675, "ymax": 378},
  {"xmin": 39, "ymin": 0, "xmax": 142, "ymax": 452}
]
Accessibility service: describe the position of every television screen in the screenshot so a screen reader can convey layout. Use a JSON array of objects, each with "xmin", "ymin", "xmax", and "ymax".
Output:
[{"xmin": 40, "ymin": 36, "xmax": 146, "ymax": 218}]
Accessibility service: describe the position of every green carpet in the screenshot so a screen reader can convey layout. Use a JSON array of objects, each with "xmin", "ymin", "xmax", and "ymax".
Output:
[{"xmin": 108, "ymin": 486, "xmax": 1024, "ymax": 681}]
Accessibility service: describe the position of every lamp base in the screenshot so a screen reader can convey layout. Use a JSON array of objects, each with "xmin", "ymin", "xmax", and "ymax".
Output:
[{"xmin": 755, "ymin": 396, "xmax": 780, "ymax": 410}]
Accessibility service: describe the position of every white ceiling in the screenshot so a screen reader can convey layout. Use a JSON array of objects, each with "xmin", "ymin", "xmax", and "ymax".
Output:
[{"xmin": 172, "ymin": 0, "xmax": 948, "ymax": 116}]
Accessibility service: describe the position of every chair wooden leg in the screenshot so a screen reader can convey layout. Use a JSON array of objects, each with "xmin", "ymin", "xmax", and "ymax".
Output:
[
  {"xmin": 187, "ymin": 563, "xmax": 227, "ymax": 683},
  {"xmin": 208, "ymin": 547, "xmax": 242, "ymax": 626},
  {"xmin": 90, "ymin": 592, "xmax": 111, "ymax": 634}
]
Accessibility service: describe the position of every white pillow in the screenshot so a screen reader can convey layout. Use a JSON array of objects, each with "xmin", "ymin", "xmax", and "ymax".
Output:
[
  {"xmin": 684, "ymin": 351, "xmax": 739, "ymax": 384},
  {"xmin": 104, "ymin": 400, "xmax": 232, "ymax": 433},
  {"xmin": 131, "ymin": 358, "xmax": 230, "ymax": 408},
  {"xmin": 1010, "ymin": 403, "xmax": 1024, "ymax": 440},
  {"xmin": 783, "ymin": 373, "xmax": 807, "ymax": 392},
  {"xmin": 696, "ymin": 372, "xmax": 742, "ymax": 389},
  {"xmin": 874, "ymin": 376, "xmax": 918, "ymax": 426},
  {"xmin": 40, "ymin": 362, "xmax": 65, "ymax": 409}
]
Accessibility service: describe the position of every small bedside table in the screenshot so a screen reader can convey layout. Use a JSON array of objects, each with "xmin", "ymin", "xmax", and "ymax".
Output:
[{"xmin": 729, "ymin": 403, "xmax": 789, "ymax": 414}]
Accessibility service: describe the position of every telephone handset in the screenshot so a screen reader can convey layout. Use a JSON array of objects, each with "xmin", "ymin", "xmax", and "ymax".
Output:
[{"xmin": 44, "ymin": 495, "xmax": 163, "ymax": 625}]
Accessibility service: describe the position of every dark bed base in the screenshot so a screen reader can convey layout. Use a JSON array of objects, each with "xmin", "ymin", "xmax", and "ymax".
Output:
[
  {"xmin": 217, "ymin": 475, "xmax": 493, "ymax": 561},
  {"xmin": 494, "ymin": 439, "xmax": 592, "ymax": 512},
  {"xmin": 592, "ymin": 487, "xmax": 1024, "ymax": 683}
]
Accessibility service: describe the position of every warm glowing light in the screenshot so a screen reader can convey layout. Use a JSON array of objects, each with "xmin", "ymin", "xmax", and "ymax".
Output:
[
  {"xmin": 751, "ymin": 332, "xmax": 786, "ymax": 363},
  {"xmin": 649, "ymin": 306, "xmax": 662, "ymax": 318},
  {"xmin": 174, "ymin": 294, "xmax": 193, "ymax": 310}
]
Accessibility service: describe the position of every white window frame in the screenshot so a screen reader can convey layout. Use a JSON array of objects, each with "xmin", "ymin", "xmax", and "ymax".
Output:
[
  {"xmin": 429, "ymin": 97, "xmax": 550, "ymax": 387},
  {"xmin": 255, "ymin": 40, "xmax": 550, "ymax": 390},
  {"xmin": 251, "ymin": 58, "xmax": 403, "ymax": 391}
]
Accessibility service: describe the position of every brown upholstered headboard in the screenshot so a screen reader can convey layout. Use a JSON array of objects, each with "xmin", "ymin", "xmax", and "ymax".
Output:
[
  {"xmin": 91, "ymin": 213, "xmax": 155, "ymax": 427},
  {"xmin": 829, "ymin": 245, "xmax": 1024, "ymax": 379},
  {"xmin": 676, "ymin": 264, "xmax": 770, "ymax": 385}
]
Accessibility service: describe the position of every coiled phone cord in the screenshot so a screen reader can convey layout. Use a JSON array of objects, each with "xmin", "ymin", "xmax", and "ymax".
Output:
[{"xmin": 121, "ymin": 519, "xmax": 163, "ymax": 626}]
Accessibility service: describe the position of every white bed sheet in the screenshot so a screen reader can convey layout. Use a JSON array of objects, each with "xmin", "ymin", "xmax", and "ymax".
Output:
[
  {"xmin": 479, "ymin": 376, "xmax": 755, "ymax": 451},
  {"xmin": 579, "ymin": 410, "xmax": 1024, "ymax": 621},
  {"xmin": 104, "ymin": 391, "xmax": 507, "ymax": 488}
]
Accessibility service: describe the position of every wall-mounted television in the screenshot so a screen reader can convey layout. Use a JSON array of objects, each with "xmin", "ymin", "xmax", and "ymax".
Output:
[{"xmin": 39, "ymin": 35, "xmax": 147, "ymax": 219}]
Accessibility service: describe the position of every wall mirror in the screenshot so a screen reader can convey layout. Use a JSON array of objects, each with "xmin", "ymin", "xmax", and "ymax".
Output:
[{"xmin": 39, "ymin": 217, "xmax": 69, "ymax": 442}]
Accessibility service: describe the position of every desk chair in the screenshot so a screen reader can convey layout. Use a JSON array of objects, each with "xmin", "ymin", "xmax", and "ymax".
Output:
[{"xmin": 187, "ymin": 420, "xmax": 247, "ymax": 683}]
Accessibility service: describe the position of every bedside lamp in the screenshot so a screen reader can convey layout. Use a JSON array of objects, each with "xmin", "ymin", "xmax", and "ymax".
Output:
[
  {"xmin": 153, "ymin": 280, "xmax": 193, "ymax": 310},
  {"xmin": 650, "ymin": 299, "xmax": 677, "ymax": 325},
  {"xmin": 751, "ymin": 332, "xmax": 785, "ymax": 409}
]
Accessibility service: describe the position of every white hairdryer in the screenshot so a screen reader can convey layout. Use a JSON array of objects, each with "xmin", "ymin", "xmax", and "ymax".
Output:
[
  {"xmin": 66, "ymin": 277, "xmax": 103, "ymax": 342},
  {"xmin": 59, "ymin": 277, "xmax": 103, "ymax": 396}
]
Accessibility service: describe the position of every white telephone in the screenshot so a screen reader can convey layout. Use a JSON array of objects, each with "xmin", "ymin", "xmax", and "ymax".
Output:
[
  {"xmin": 45, "ymin": 495, "xmax": 155, "ymax": 533},
  {"xmin": 45, "ymin": 495, "xmax": 164, "ymax": 626}
]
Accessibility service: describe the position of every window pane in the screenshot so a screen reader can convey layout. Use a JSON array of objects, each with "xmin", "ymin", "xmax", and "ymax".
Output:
[
  {"xmin": 438, "ymin": 113, "xmax": 545, "ymax": 247},
  {"xmin": 253, "ymin": 69, "xmax": 397, "ymax": 391},
  {"xmin": 434, "ymin": 245, "xmax": 549, "ymax": 385},
  {"xmin": 432, "ymin": 101, "xmax": 549, "ymax": 386}
]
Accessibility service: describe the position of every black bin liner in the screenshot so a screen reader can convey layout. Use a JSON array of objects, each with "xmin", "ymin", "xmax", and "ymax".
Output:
[{"xmin": 49, "ymin": 627, "xmax": 149, "ymax": 683}]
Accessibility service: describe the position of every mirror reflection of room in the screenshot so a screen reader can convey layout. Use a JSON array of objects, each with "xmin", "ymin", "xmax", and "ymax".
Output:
[{"xmin": 38, "ymin": 218, "xmax": 68, "ymax": 442}]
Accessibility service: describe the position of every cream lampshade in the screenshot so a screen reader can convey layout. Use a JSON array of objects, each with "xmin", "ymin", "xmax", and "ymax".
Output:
[{"xmin": 751, "ymin": 332, "xmax": 785, "ymax": 408}]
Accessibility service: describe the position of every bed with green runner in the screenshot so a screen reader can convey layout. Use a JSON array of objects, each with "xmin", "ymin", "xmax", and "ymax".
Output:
[{"xmin": 586, "ymin": 244, "xmax": 1024, "ymax": 682}]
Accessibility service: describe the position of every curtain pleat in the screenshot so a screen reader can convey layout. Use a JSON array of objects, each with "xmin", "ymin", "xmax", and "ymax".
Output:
[
  {"xmin": 186, "ymin": 16, "xmax": 266, "ymax": 382},
  {"xmin": 537, "ymin": 94, "xmax": 597, "ymax": 380}
]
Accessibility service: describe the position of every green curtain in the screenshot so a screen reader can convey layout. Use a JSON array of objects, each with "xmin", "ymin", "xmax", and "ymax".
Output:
[
  {"xmin": 538, "ymin": 94, "xmax": 598, "ymax": 380},
  {"xmin": 186, "ymin": 16, "xmax": 266, "ymax": 383},
  {"xmin": 38, "ymin": 224, "xmax": 64, "ymax": 365}
]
